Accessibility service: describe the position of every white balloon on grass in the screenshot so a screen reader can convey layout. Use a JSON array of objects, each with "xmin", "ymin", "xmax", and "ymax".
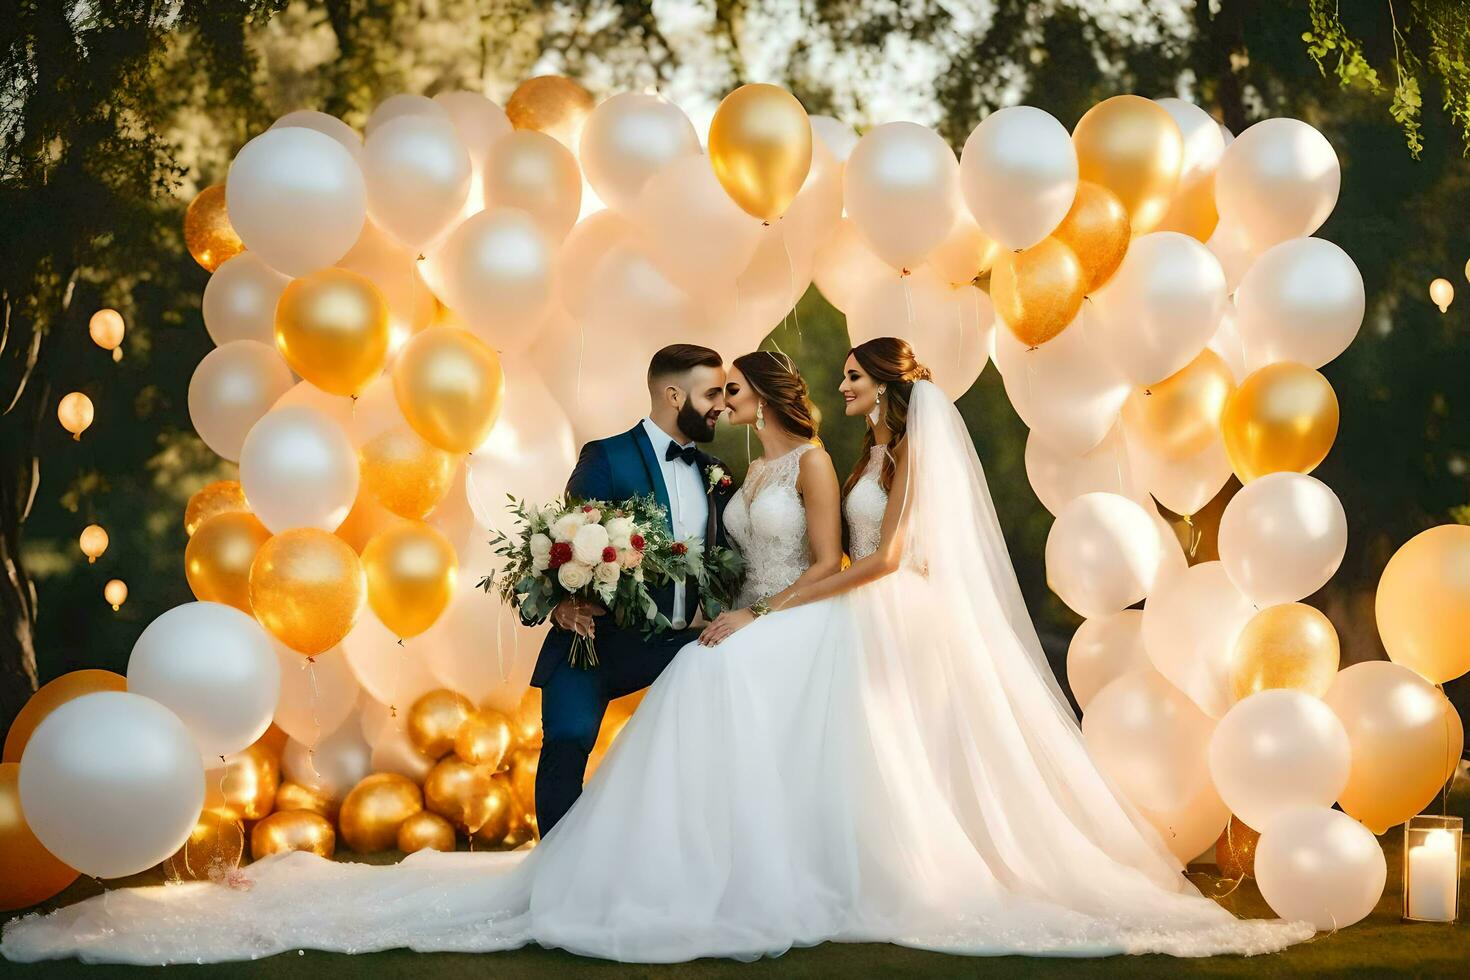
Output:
[
  {"xmin": 431, "ymin": 207, "xmax": 554, "ymax": 351},
  {"xmin": 959, "ymin": 106, "xmax": 1078, "ymax": 250},
  {"xmin": 812, "ymin": 216, "xmax": 895, "ymax": 313},
  {"xmin": 1138, "ymin": 776, "xmax": 1232, "ymax": 866},
  {"xmin": 1045, "ymin": 492, "xmax": 1163, "ymax": 618},
  {"xmin": 271, "ymin": 109, "xmax": 362, "ymax": 160},
  {"xmin": 363, "ymin": 114, "xmax": 472, "ymax": 252},
  {"xmin": 431, "ymin": 90, "xmax": 511, "ymax": 168},
  {"xmin": 239, "ymin": 405, "xmax": 360, "ymax": 533},
  {"xmin": 188, "ymin": 340, "xmax": 294, "ymax": 462},
  {"xmin": 273, "ymin": 643, "xmax": 360, "ymax": 747},
  {"xmin": 1067, "ymin": 609, "xmax": 1149, "ymax": 710},
  {"xmin": 635, "ymin": 154, "xmax": 762, "ymax": 293},
  {"xmin": 481, "ymin": 130, "xmax": 582, "ymax": 242},
  {"xmin": 1025, "ymin": 424, "xmax": 1138, "ymax": 517},
  {"xmin": 1218, "ymin": 472, "xmax": 1346, "ymax": 606},
  {"xmin": 578, "ymin": 93, "xmax": 700, "ymax": 214},
  {"xmin": 202, "ymin": 252, "xmax": 290, "ymax": 347},
  {"xmin": 226, "ymin": 127, "xmax": 366, "ymax": 277},
  {"xmin": 1081, "ymin": 668, "xmax": 1215, "ymax": 814},
  {"xmin": 19, "ymin": 692, "xmax": 205, "ymax": 878},
  {"xmin": 845, "ymin": 122, "xmax": 960, "ymax": 271},
  {"xmin": 1255, "ymin": 805, "xmax": 1385, "ymax": 930},
  {"xmin": 1143, "ymin": 561, "xmax": 1257, "ymax": 718},
  {"xmin": 809, "ymin": 114, "xmax": 859, "ymax": 162},
  {"xmin": 993, "ymin": 312, "xmax": 1130, "ymax": 455},
  {"xmin": 1235, "ymin": 237, "xmax": 1364, "ymax": 370},
  {"xmin": 1215, "ymin": 118, "xmax": 1340, "ymax": 251},
  {"xmin": 281, "ymin": 710, "xmax": 372, "ymax": 802}
]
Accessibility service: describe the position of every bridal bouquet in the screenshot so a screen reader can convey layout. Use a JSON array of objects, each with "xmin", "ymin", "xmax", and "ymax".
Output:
[{"xmin": 485, "ymin": 495, "xmax": 743, "ymax": 668}]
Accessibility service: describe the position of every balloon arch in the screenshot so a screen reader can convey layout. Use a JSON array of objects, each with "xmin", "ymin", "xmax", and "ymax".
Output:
[{"xmin": 7, "ymin": 77, "xmax": 1470, "ymax": 932}]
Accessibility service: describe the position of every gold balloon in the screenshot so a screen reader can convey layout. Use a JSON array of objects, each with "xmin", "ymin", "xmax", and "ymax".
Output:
[
  {"xmin": 0, "ymin": 762, "xmax": 78, "ymax": 910},
  {"xmin": 503, "ymin": 805, "xmax": 538, "ymax": 848},
  {"xmin": 89, "ymin": 308, "xmax": 125, "ymax": 354},
  {"xmin": 1214, "ymin": 816, "xmax": 1260, "ymax": 880},
  {"xmin": 78, "ymin": 523, "xmax": 109, "ymax": 563},
  {"xmin": 506, "ymin": 75, "xmax": 595, "ymax": 149},
  {"xmin": 363, "ymin": 522, "xmax": 457, "ymax": 639},
  {"xmin": 185, "ymin": 511, "xmax": 271, "ymax": 612},
  {"xmin": 507, "ymin": 687, "xmax": 543, "ymax": 749},
  {"xmin": 1123, "ymin": 349, "xmax": 1236, "ymax": 461},
  {"xmin": 104, "ymin": 578, "xmax": 128, "ymax": 611},
  {"xmin": 393, "ymin": 326, "xmax": 505, "ymax": 454},
  {"xmin": 455, "ymin": 711, "xmax": 513, "ymax": 770},
  {"xmin": 360, "ymin": 426, "xmax": 457, "ymax": 520},
  {"xmin": 1156, "ymin": 176, "xmax": 1219, "ymax": 242},
  {"xmin": 185, "ymin": 480, "xmax": 250, "ymax": 537},
  {"xmin": 184, "ymin": 183, "xmax": 245, "ymax": 272},
  {"xmin": 1444, "ymin": 701, "xmax": 1465, "ymax": 783},
  {"xmin": 251, "ymin": 809, "xmax": 336, "ymax": 860},
  {"xmin": 249, "ymin": 528, "xmax": 366, "ymax": 656},
  {"xmin": 164, "ymin": 808, "xmax": 244, "ymax": 882},
  {"xmin": 1050, "ymin": 181, "xmax": 1131, "ymax": 293},
  {"xmin": 335, "ymin": 484, "xmax": 407, "ymax": 554},
  {"xmin": 274, "ymin": 780, "xmax": 339, "ymax": 821},
  {"xmin": 989, "ymin": 237, "xmax": 1085, "ymax": 347},
  {"xmin": 339, "ymin": 773, "xmax": 423, "ymax": 852},
  {"xmin": 3, "ymin": 669, "xmax": 127, "ymax": 764},
  {"xmin": 1376, "ymin": 524, "xmax": 1470, "ymax": 684},
  {"xmin": 1430, "ymin": 277, "xmax": 1454, "ymax": 313},
  {"xmin": 204, "ymin": 739, "xmax": 281, "ymax": 821},
  {"xmin": 1230, "ymin": 603, "xmax": 1340, "ymax": 701},
  {"xmin": 57, "ymin": 391, "xmax": 93, "ymax": 440},
  {"xmin": 469, "ymin": 774, "xmax": 519, "ymax": 847},
  {"xmin": 424, "ymin": 756, "xmax": 495, "ymax": 833},
  {"xmin": 504, "ymin": 743, "xmax": 540, "ymax": 815},
  {"xmin": 257, "ymin": 721, "xmax": 290, "ymax": 758},
  {"xmin": 1221, "ymin": 362, "xmax": 1339, "ymax": 483},
  {"xmin": 397, "ymin": 810, "xmax": 457, "ymax": 854},
  {"xmin": 707, "ymin": 83, "xmax": 813, "ymax": 222},
  {"xmin": 275, "ymin": 268, "xmax": 391, "ymax": 397},
  {"xmin": 1072, "ymin": 95, "xmax": 1184, "ymax": 235},
  {"xmin": 409, "ymin": 689, "xmax": 476, "ymax": 760}
]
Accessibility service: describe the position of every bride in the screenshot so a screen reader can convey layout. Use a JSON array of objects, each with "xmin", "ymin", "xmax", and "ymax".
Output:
[{"xmin": 1, "ymin": 339, "xmax": 1314, "ymax": 965}]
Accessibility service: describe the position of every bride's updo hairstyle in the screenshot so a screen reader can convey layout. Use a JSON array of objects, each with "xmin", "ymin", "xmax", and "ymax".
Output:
[
  {"xmin": 732, "ymin": 350, "xmax": 817, "ymax": 441},
  {"xmin": 844, "ymin": 337, "xmax": 931, "ymax": 495}
]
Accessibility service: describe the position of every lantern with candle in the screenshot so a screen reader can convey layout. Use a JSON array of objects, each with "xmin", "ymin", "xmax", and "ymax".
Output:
[{"xmin": 1404, "ymin": 815, "xmax": 1462, "ymax": 923}]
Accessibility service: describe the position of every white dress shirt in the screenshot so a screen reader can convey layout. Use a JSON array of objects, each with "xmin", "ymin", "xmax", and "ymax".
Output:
[{"xmin": 641, "ymin": 417, "xmax": 709, "ymax": 629}]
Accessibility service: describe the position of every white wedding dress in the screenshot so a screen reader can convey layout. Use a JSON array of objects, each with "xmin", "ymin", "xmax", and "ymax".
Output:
[{"xmin": 1, "ymin": 384, "xmax": 1314, "ymax": 965}]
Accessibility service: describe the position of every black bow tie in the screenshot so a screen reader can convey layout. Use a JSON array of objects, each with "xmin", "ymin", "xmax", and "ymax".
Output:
[{"xmin": 665, "ymin": 443, "xmax": 699, "ymax": 466}]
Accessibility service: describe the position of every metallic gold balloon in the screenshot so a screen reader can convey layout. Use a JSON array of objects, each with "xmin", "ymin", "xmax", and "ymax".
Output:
[
  {"xmin": 104, "ymin": 578, "xmax": 128, "ymax": 611},
  {"xmin": 1230, "ymin": 603, "xmax": 1340, "ymax": 701},
  {"xmin": 1050, "ymin": 181, "xmax": 1131, "ymax": 293},
  {"xmin": 359, "ymin": 426, "xmax": 456, "ymax": 520},
  {"xmin": 185, "ymin": 480, "xmax": 250, "ymax": 537},
  {"xmin": 1072, "ymin": 95, "xmax": 1184, "ymax": 235},
  {"xmin": 504, "ymin": 744, "xmax": 540, "ymax": 815},
  {"xmin": 184, "ymin": 183, "xmax": 245, "ymax": 272},
  {"xmin": 1443, "ymin": 700, "xmax": 1464, "ymax": 783},
  {"xmin": 274, "ymin": 780, "xmax": 339, "ymax": 821},
  {"xmin": 3, "ymin": 669, "xmax": 127, "ymax": 763},
  {"xmin": 274, "ymin": 268, "xmax": 391, "ymax": 397},
  {"xmin": 392, "ymin": 326, "xmax": 505, "ymax": 454},
  {"xmin": 1221, "ymin": 363, "xmax": 1339, "ymax": 483},
  {"xmin": 335, "ymin": 484, "xmax": 406, "ymax": 554},
  {"xmin": 249, "ymin": 528, "xmax": 366, "ymax": 656},
  {"xmin": 424, "ymin": 756, "xmax": 494, "ymax": 833},
  {"xmin": 57, "ymin": 391, "xmax": 93, "ymax": 440},
  {"xmin": 469, "ymin": 774, "xmax": 519, "ymax": 847},
  {"xmin": 363, "ymin": 522, "xmax": 457, "ymax": 639},
  {"xmin": 204, "ymin": 739, "xmax": 281, "ymax": 821},
  {"xmin": 708, "ymin": 83, "xmax": 813, "ymax": 222},
  {"xmin": 257, "ymin": 721, "xmax": 290, "ymax": 758},
  {"xmin": 185, "ymin": 511, "xmax": 271, "ymax": 612},
  {"xmin": 251, "ymin": 809, "xmax": 336, "ymax": 860},
  {"xmin": 78, "ymin": 524, "xmax": 109, "ymax": 563},
  {"xmin": 502, "ymin": 805, "xmax": 538, "ymax": 848},
  {"xmin": 0, "ymin": 762, "xmax": 78, "ymax": 910},
  {"xmin": 339, "ymin": 773, "xmax": 422, "ymax": 852},
  {"xmin": 409, "ymin": 689, "xmax": 476, "ymax": 760},
  {"xmin": 989, "ymin": 237, "xmax": 1085, "ymax": 347},
  {"xmin": 89, "ymin": 308, "xmax": 125, "ymax": 354},
  {"xmin": 1376, "ymin": 524, "xmax": 1470, "ymax": 684},
  {"xmin": 455, "ymin": 711, "xmax": 513, "ymax": 770},
  {"xmin": 506, "ymin": 75, "xmax": 595, "ymax": 149},
  {"xmin": 1214, "ymin": 815, "xmax": 1260, "ymax": 880},
  {"xmin": 163, "ymin": 808, "xmax": 244, "ymax": 882},
  {"xmin": 397, "ymin": 810, "xmax": 456, "ymax": 854},
  {"xmin": 1157, "ymin": 176, "xmax": 1219, "ymax": 242},
  {"xmin": 507, "ymin": 687, "xmax": 543, "ymax": 749},
  {"xmin": 1122, "ymin": 349, "xmax": 1235, "ymax": 461}
]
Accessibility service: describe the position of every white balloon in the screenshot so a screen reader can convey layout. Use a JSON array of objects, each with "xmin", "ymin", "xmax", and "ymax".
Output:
[
  {"xmin": 1215, "ymin": 117, "xmax": 1340, "ymax": 251},
  {"xmin": 1121, "ymin": 422, "xmax": 1233, "ymax": 518},
  {"xmin": 724, "ymin": 221, "xmax": 815, "ymax": 347},
  {"xmin": 365, "ymin": 93, "xmax": 448, "ymax": 136},
  {"xmin": 809, "ymin": 114, "xmax": 858, "ymax": 162},
  {"xmin": 1256, "ymin": 806, "xmax": 1385, "ymax": 930},
  {"xmin": 431, "ymin": 90, "xmax": 511, "ymax": 167},
  {"xmin": 341, "ymin": 609, "xmax": 442, "ymax": 709},
  {"xmin": 431, "ymin": 207, "xmax": 553, "ymax": 351},
  {"xmin": 1207, "ymin": 301, "xmax": 1248, "ymax": 382},
  {"xmin": 363, "ymin": 114, "xmax": 472, "ymax": 252},
  {"xmin": 271, "ymin": 109, "xmax": 362, "ymax": 160},
  {"xmin": 635, "ymin": 154, "xmax": 762, "ymax": 293},
  {"xmin": 1045, "ymin": 492, "xmax": 1162, "ymax": 618},
  {"xmin": 1025, "ymin": 424, "xmax": 1138, "ymax": 517},
  {"xmin": 273, "ymin": 643, "xmax": 360, "ymax": 747},
  {"xmin": 993, "ymin": 312, "xmax": 1130, "ymax": 455},
  {"xmin": 466, "ymin": 356, "xmax": 577, "ymax": 534},
  {"xmin": 845, "ymin": 267, "xmax": 993, "ymax": 399},
  {"xmin": 359, "ymin": 696, "xmax": 396, "ymax": 745},
  {"xmin": 1205, "ymin": 217, "xmax": 1259, "ymax": 294},
  {"xmin": 281, "ymin": 709, "xmax": 372, "ymax": 802},
  {"xmin": 556, "ymin": 210, "xmax": 630, "ymax": 321},
  {"xmin": 960, "ymin": 106, "xmax": 1078, "ymax": 250},
  {"xmin": 528, "ymin": 313, "xmax": 660, "ymax": 443},
  {"xmin": 1235, "ymin": 237, "xmax": 1364, "ymax": 370},
  {"xmin": 202, "ymin": 252, "xmax": 290, "ymax": 348},
  {"xmin": 1208, "ymin": 689, "xmax": 1351, "ymax": 831},
  {"xmin": 1067, "ymin": 609, "xmax": 1149, "ymax": 710},
  {"xmin": 776, "ymin": 139, "xmax": 844, "ymax": 267},
  {"xmin": 428, "ymin": 461, "xmax": 477, "ymax": 559},
  {"xmin": 345, "ymin": 373, "xmax": 403, "ymax": 447},
  {"xmin": 188, "ymin": 340, "xmax": 294, "ymax": 462},
  {"xmin": 368, "ymin": 721, "xmax": 435, "ymax": 782},
  {"xmin": 19, "ymin": 692, "xmax": 204, "ymax": 878},
  {"xmin": 336, "ymin": 221, "xmax": 436, "ymax": 352},
  {"xmin": 239, "ymin": 405, "xmax": 360, "ymax": 533},
  {"xmin": 812, "ymin": 217, "xmax": 894, "ymax": 314},
  {"xmin": 1090, "ymin": 232, "xmax": 1227, "ymax": 385},
  {"xmin": 1154, "ymin": 99, "xmax": 1227, "ymax": 187},
  {"xmin": 579, "ymin": 93, "xmax": 699, "ymax": 214},
  {"xmin": 481, "ymin": 130, "xmax": 582, "ymax": 242},
  {"xmin": 844, "ymin": 122, "xmax": 960, "ymax": 271},
  {"xmin": 1137, "ymin": 775, "xmax": 1232, "ymax": 866},
  {"xmin": 1142, "ymin": 561, "xmax": 1257, "ymax": 719},
  {"xmin": 273, "ymin": 379, "xmax": 356, "ymax": 432},
  {"xmin": 1217, "ymin": 472, "xmax": 1346, "ymax": 607},
  {"xmin": 1081, "ymin": 668, "xmax": 1215, "ymax": 814},
  {"xmin": 226, "ymin": 127, "xmax": 366, "ymax": 277}
]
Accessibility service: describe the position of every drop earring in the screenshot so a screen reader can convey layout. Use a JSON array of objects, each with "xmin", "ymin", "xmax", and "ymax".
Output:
[
  {"xmin": 869, "ymin": 386, "xmax": 885, "ymax": 425},
  {"xmin": 755, "ymin": 402, "xmax": 766, "ymax": 430}
]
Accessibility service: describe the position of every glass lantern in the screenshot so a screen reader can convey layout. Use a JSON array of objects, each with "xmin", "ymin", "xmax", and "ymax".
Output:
[{"xmin": 1403, "ymin": 815, "xmax": 1463, "ymax": 923}]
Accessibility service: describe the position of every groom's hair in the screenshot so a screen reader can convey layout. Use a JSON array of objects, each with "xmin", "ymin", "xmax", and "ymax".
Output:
[{"xmin": 647, "ymin": 344, "xmax": 722, "ymax": 387}]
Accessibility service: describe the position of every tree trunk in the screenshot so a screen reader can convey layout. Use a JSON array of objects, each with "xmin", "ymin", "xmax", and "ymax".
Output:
[
  {"xmin": 0, "ymin": 330, "xmax": 46, "ymax": 735},
  {"xmin": 1193, "ymin": 0, "xmax": 1250, "ymax": 133}
]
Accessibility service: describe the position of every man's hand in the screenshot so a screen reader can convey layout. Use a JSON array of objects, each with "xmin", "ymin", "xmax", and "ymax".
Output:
[{"xmin": 552, "ymin": 598, "xmax": 605, "ymax": 638}]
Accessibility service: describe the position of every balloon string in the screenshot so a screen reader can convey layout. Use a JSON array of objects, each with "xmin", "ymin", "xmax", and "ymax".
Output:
[
  {"xmin": 305, "ymin": 656, "xmax": 322, "ymax": 746},
  {"xmin": 1438, "ymin": 683, "xmax": 1454, "ymax": 816},
  {"xmin": 575, "ymin": 318, "xmax": 586, "ymax": 420},
  {"xmin": 902, "ymin": 274, "xmax": 915, "ymax": 337},
  {"xmin": 781, "ymin": 228, "xmax": 801, "ymax": 341}
]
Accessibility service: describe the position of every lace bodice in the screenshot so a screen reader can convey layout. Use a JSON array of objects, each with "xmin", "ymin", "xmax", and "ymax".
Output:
[
  {"xmin": 844, "ymin": 444, "xmax": 888, "ymax": 560},
  {"xmin": 724, "ymin": 444, "xmax": 815, "ymax": 607}
]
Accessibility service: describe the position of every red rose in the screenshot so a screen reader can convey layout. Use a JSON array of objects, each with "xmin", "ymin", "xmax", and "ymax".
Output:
[
  {"xmin": 581, "ymin": 504, "xmax": 595, "ymax": 512},
  {"xmin": 629, "ymin": 533, "xmax": 645, "ymax": 552},
  {"xmin": 602, "ymin": 546, "xmax": 618, "ymax": 563},
  {"xmin": 549, "ymin": 542, "xmax": 573, "ymax": 568},
  {"xmin": 671, "ymin": 541, "xmax": 688, "ymax": 556},
  {"xmin": 719, "ymin": 476, "xmax": 732, "ymax": 488}
]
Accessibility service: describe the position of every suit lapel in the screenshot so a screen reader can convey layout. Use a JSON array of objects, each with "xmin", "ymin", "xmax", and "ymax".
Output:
[{"xmin": 629, "ymin": 423, "xmax": 674, "ymax": 533}]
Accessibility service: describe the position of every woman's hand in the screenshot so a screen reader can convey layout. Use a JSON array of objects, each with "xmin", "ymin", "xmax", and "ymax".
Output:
[{"xmin": 698, "ymin": 607, "xmax": 756, "ymax": 646}]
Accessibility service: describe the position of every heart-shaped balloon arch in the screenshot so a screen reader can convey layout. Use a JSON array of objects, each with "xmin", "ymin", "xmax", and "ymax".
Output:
[{"xmin": 7, "ymin": 79, "xmax": 1470, "ymax": 933}]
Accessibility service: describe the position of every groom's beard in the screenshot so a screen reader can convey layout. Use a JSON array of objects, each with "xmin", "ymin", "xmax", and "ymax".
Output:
[{"xmin": 676, "ymin": 397, "xmax": 718, "ymax": 443}]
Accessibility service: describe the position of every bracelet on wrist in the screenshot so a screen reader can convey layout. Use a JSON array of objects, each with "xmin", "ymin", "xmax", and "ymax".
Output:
[{"xmin": 749, "ymin": 597, "xmax": 772, "ymax": 618}]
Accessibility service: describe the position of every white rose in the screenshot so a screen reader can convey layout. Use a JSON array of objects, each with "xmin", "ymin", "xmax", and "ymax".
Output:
[
  {"xmin": 532, "ymin": 554, "xmax": 550, "ymax": 574},
  {"xmin": 538, "ymin": 504, "xmax": 560, "ymax": 527},
  {"xmin": 557, "ymin": 561, "xmax": 592, "ymax": 590},
  {"xmin": 572, "ymin": 523, "xmax": 610, "ymax": 565},
  {"xmin": 529, "ymin": 533, "xmax": 553, "ymax": 558},
  {"xmin": 582, "ymin": 507, "xmax": 602, "ymax": 525},
  {"xmin": 604, "ymin": 516, "xmax": 634, "ymax": 549},
  {"xmin": 550, "ymin": 512, "xmax": 585, "ymax": 542},
  {"xmin": 594, "ymin": 561, "xmax": 621, "ymax": 586}
]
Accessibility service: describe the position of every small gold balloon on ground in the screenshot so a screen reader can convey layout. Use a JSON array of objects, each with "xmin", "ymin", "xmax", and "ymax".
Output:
[
  {"xmin": 1376, "ymin": 524, "xmax": 1470, "ymax": 684},
  {"xmin": 455, "ymin": 711, "xmax": 513, "ymax": 770},
  {"xmin": 409, "ymin": 689, "xmax": 476, "ymax": 759},
  {"xmin": 185, "ymin": 480, "xmax": 250, "ymax": 537},
  {"xmin": 186, "ymin": 511, "xmax": 271, "ymax": 612},
  {"xmin": 78, "ymin": 524, "xmax": 109, "ymax": 564},
  {"xmin": 393, "ymin": 326, "xmax": 505, "ymax": 454},
  {"xmin": 1050, "ymin": 181, "xmax": 1131, "ymax": 293},
  {"xmin": 104, "ymin": 578, "xmax": 128, "ymax": 610},
  {"xmin": 251, "ymin": 809, "xmax": 336, "ymax": 860},
  {"xmin": 1123, "ymin": 349, "xmax": 1235, "ymax": 461},
  {"xmin": 1072, "ymin": 95, "xmax": 1183, "ymax": 235},
  {"xmin": 184, "ymin": 184, "xmax": 245, "ymax": 272},
  {"xmin": 204, "ymin": 738, "xmax": 281, "ymax": 821},
  {"xmin": 397, "ymin": 811, "xmax": 457, "ymax": 853},
  {"xmin": 274, "ymin": 268, "xmax": 391, "ymax": 397},
  {"xmin": 3, "ymin": 670, "xmax": 127, "ymax": 764},
  {"xmin": 0, "ymin": 762, "xmax": 79, "ymax": 911},
  {"xmin": 507, "ymin": 688, "xmax": 543, "ymax": 748},
  {"xmin": 469, "ymin": 774, "xmax": 520, "ymax": 847},
  {"xmin": 707, "ymin": 83, "xmax": 813, "ymax": 222},
  {"xmin": 164, "ymin": 808, "xmax": 244, "ymax": 882},
  {"xmin": 249, "ymin": 528, "xmax": 366, "ymax": 656},
  {"xmin": 989, "ymin": 237, "xmax": 1085, "ymax": 347},
  {"xmin": 88, "ymin": 308, "xmax": 125, "ymax": 353},
  {"xmin": 1221, "ymin": 362, "xmax": 1338, "ymax": 483},
  {"xmin": 339, "ymin": 773, "xmax": 423, "ymax": 852},
  {"xmin": 1214, "ymin": 816, "xmax": 1260, "ymax": 880},
  {"xmin": 1230, "ymin": 603, "xmax": 1340, "ymax": 701},
  {"xmin": 504, "ymin": 744, "xmax": 540, "ymax": 813},
  {"xmin": 274, "ymin": 780, "xmax": 339, "ymax": 821},
  {"xmin": 506, "ymin": 75, "xmax": 595, "ymax": 149},
  {"xmin": 57, "ymin": 391, "xmax": 93, "ymax": 440},
  {"xmin": 424, "ymin": 756, "xmax": 494, "ymax": 833},
  {"xmin": 363, "ymin": 522, "xmax": 457, "ymax": 639},
  {"xmin": 360, "ymin": 426, "xmax": 457, "ymax": 520}
]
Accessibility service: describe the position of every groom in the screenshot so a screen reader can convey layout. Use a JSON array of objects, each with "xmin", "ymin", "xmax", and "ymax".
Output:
[{"xmin": 531, "ymin": 344, "xmax": 737, "ymax": 833}]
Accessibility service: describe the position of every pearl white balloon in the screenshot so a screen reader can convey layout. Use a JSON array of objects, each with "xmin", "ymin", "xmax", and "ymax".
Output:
[
  {"xmin": 1208, "ymin": 301, "xmax": 1248, "ymax": 382},
  {"xmin": 809, "ymin": 114, "xmax": 858, "ymax": 162},
  {"xmin": 1137, "ymin": 775, "xmax": 1232, "ymax": 865},
  {"xmin": 1205, "ymin": 217, "xmax": 1259, "ymax": 294},
  {"xmin": 773, "ymin": 138, "xmax": 844, "ymax": 268},
  {"xmin": 202, "ymin": 251, "xmax": 290, "ymax": 348},
  {"xmin": 1045, "ymin": 492, "xmax": 1163, "ymax": 618},
  {"xmin": 724, "ymin": 221, "xmax": 815, "ymax": 347},
  {"xmin": 1081, "ymin": 668, "xmax": 1215, "ymax": 814},
  {"xmin": 1208, "ymin": 689, "xmax": 1351, "ymax": 831},
  {"xmin": 1235, "ymin": 237, "xmax": 1364, "ymax": 370},
  {"xmin": 18, "ymin": 692, "xmax": 205, "ymax": 878},
  {"xmin": 579, "ymin": 93, "xmax": 699, "ymax": 214},
  {"xmin": 635, "ymin": 154, "xmax": 762, "ymax": 293},
  {"xmin": 845, "ymin": 122, "xmax": 960, "ymax": 271},
  {"xmin": 466, "ymin": 356, "xmax": 577, "ymax": 534},
  {"xmin": 1067, "ymin": 609, "xmax": 1149, "ymax": 710},
  {"xmin": 1121, "ymin": 421, "xmax": 1233, "ymax": 518},
  {"xmin": 239, "ymin": 405, "xmax": 360, "ymax": 533},
  {"xmin": 271, "ymin": 109, "xmax": 362, "ymax": 160},
  {"xmin": 556, "ymin": 210, "xmax": 631, "ymax": 321},
  {"xmin": 1215, "ymin": 118, "xmax": 1340, "ymax": 251},
  {"xmin": 1256, "ymin": 805, "xmax": 1385, "ymax": 930},
  {"xmin": 273, "ymin": 643, "xmax": 360, "ymax": 747},
  {"xmin": 960, "ymin": 106, "xmax": 1078, "ymax": 250},
  {"xmin": 431, "ymin": 90, "xmax": 511, "ymax": 167},
  {"xmin": 127, "ymin": 602, "xmax": 280, "ymax": 763},
  {"xmin": 846, "ymin": 267, "xmax": 994, "ymax": 399},
  {"xmin": 359, "ymin": 697, "xmax": 396, "ymax": 745},
  {"xmin": 273, "ymin": 379, "xmax": 356, "ymax": 432},
  {"xmin": 1090, "ymin": 232, "xmax": 1227, "ymax": 385},
  {"xmin": 341, "ymin": 609, "xmax": 442, "ymax": 709},
  {"xmin": 226, "ymin": 127, "xmax": 366, "ymax": 277},
  {"xmin": 188, "ymin": 340, "xmax": 294, "ymax": 462},
  {"xmin": 481, "ymin": 130, "xmax": 582, "ymax": 242},
  {"xmin": 431, "ymin": 207, "xmax": 553, "ymax": 351},
  {"xmin": 993, "ymin": 311, "xmax": 1130, "ymax": 455},
  {"xmin": 363, "ymin": 113, "xmax": 472, "ymax": 252},
  {"xmin": 1218, "ymin": 472, "xmax": 1346, "ymax": 607},
  {"xmin": 281, "ymin": 709, "xmax": 372, "ymax": 802},
  {"xmin": 813, "ymin": 217, "xmax": 894, "ymax": 314},
  {"xmin": 528, "ymin": 312, "xmax": 663, "ymax": 443},
  {"xmin": 336, "ymin": 221, "xmax": 436, "ymax": 351},
  {"xmin": 365, "ymin": 93, "xmax": 448, "ymax": 136},
  {"xmin": 1143, "ymin": 561, "xmax": 1257, "ymax": 719},
  {"xmin": 1154, "ymin": 98, "xmax": 1227, "ymax": 187},
  {"xmin": 1025, "ymin": 424, "xmax": 1138, "ymax": 517}
]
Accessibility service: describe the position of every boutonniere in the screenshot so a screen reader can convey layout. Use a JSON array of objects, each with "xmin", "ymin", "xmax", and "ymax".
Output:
[{"xmin": 705, "ymin": 463, "xmax": 732, "ymax": 494}]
